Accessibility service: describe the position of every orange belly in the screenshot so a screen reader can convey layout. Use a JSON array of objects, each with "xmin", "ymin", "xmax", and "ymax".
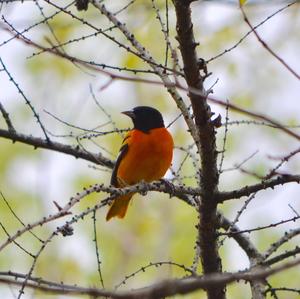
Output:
[
  {"xmin": 117, "ymin": 128, "xmax": 173, "ymax": 184},
  {"xmin": 106, "ymin": 127, "xmax": 173, "ymax": 221}
]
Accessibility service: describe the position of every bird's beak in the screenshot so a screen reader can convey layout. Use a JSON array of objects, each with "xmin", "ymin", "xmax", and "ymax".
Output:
[{"xmin": 122, "ymin": 110, "xmax": 135, "ymax": 119}]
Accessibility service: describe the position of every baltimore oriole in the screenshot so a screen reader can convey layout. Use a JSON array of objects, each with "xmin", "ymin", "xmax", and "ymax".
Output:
[{"xmin": 106, "ymin": 106, "xmax": 173, "ymax": 221}]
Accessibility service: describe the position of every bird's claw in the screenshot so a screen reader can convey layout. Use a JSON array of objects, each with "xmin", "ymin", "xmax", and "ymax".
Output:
[{"xmin": 159, "ymin": 179, "xmax": 175, "ymax": 198}]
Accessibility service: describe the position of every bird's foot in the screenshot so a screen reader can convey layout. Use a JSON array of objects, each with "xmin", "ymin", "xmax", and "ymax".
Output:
[
  {"xmin": 139, "ymin": 180, "xmax": 148, "ymax": 196},
  {"xmin": 159, "ymin": 179, "xmax": 175, "ymax": 198}
]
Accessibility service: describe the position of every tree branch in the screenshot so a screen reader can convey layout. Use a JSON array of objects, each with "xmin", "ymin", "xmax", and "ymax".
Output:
[
  {"xmin": 1, "ymin": 258, "xmax": 299, "ymax": 299},
  {"xmin": 208, "ymin": 95, "xmax": 300, "ymax": 142},
  {"xmin": 0, "ymin": 128, "xmax": 114, "ymax": 168},
  {"xmin": 0, "ymin": 102, "xmax": 16, "ymax": 132},
  {"xmin": 264, "ymin": 247, "xmax": 300, "ymax": 267},
  {"xmin": 218, "ymin": 175, "xmax": 300, "ymax": 202},
  {"xmin": 263, "ymin": 227, "xmax": 300, "ymax": 260},
  {"xmin": 4, "ymin": 22, "xmax": 299, "ymax": 142},
  {"xmin": 91, "ymin": 0, "xmax": 201, "ymax": 153},
  {"xmin": 0, "ymin": 181, "xmax": 197, "ymax": 251},
  {"xmin": 217, "ymin": 211, "xmax": 266, "ymax": 298},
  {"xmin": 217, "ymin": 212, "xmax": 262, "ymax": 260},
  {"xmin": 240, "ymin": 4, "xmax": 300, "ymax": 81},
  {"xmin": 0, "ymin": 58, "xmax": 51, "ymax": 143},
  {"xmin": 172, "ymin": 1, "xmax": 223, "ymax": 298}
]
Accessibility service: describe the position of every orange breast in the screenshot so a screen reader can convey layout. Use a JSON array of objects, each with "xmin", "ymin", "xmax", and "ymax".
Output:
[{"xmin": 117, "ymin": 128, "xmax": 173, "ymax": 185}]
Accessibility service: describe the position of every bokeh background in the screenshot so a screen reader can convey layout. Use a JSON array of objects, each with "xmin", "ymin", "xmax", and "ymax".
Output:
[{"xmin": 0, "ymin": 0, "xmax": 299, "ymax": 298}]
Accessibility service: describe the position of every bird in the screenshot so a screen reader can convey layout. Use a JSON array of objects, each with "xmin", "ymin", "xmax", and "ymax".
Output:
[{"xmin": 106, "ymin": 106, "xmax": 174, "ymax": 221}]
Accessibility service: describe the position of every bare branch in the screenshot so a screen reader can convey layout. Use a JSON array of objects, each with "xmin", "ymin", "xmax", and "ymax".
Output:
[
  {"xmin": 1, "ymin": 2, "xmax": 299, "ymax": 298},
  {"xmin": 219, "ymin": 216, "xmax": 300, "ymax": 237},
  {"xmin": 0, "ymin": 128, "xmax": 114, "ymax": 168},
  {"xmin": 0, "ymin": 102, "xmax": 15, "ymax": 132},
  {"xmin": 263, "ymin": 227, "xmax": 300, "ymax": 260},
  {"xmin": 0, "ymin": 181, "xmax": 198, "ymax": 252},
  {"xmin": 0, "ymin": 258, "xmax": 300, "ymax": 299},
  {"xmin": 172, "ymin": 1, "xmax": 223, "ymax": 298},
  {"xmin": 207, "ymin": 1, "xmax": 297, "ymax": 63},
  {"xmin": 208, "ymin": 96, "xmax": 300, "ymax": 142},
  {"xmin": 240, "ymin": 4, "xmax": 300, "ymax": 80},
  {"xmin": 0, "ymin": 221, "xmax": 35, "ymax": 258},
  {"xmin": 0, "ymin": 58, "xmax": 51, "ymax": 142},
  {"xmin": 264, "ymin": 247, "xmax": 300, "ymax": 267},
  {"xmin": 0, "ymin": 191, "xmax": 43, "ymax": 243},
  {"xmin": 90, "ymin": 0, "xmax": 200, "ymax": 153},
  {"xmin": 217, "ymin": 212, "xmax": 262, "ymax": 261},
  {"xmin": 3, "ymin": 21, "xmax": 299, "ymax": 142},
  {"xmin": 92, "ymin": 210, "xmax": 105, "ymax": 288},
  {"xmin": 265, "ymin": 286, "xmax": 300, "ymax": 296},
  {"xmin": 218, "ymin": 175, "xmax": 300, "ymax": 202},
  {"xmin": 115, "ymin": 261, "xmax": 195, "ymax": 290}
]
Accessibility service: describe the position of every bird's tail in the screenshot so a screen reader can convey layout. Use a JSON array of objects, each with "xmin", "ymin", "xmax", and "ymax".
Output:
[{"xmin": 106, "ymin": 193, "xmax": 134, "ymax": 221}]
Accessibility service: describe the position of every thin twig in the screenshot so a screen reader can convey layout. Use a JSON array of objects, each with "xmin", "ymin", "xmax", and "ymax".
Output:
[
  {"xmin": 240, "ymin": 4, "xmax": 300, "ymax": 80},
  {"xmin": 92, "ymin": 211, "xmax": 105, "ymax": 288},
  {"xmin": 0, "ymin": 101, "xmax": 15, "ymax": 132},
  {"xmin": 0, "ymin": 58, "xmax": 51, "ymax": 142}
]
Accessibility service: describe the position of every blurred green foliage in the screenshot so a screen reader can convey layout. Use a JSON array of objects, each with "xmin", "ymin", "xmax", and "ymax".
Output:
[{"xmin": 0, "ymin": 1, "xmax": 299, "ymax": 298}]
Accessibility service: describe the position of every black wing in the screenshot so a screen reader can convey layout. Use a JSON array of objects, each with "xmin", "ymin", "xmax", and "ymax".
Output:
[{"xmin": 110, "ymin": 143, "xmax": 129, "ymax": 187}]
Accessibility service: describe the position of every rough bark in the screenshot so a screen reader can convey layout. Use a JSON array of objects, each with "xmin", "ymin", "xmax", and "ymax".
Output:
[{"xmin": 172, "ymin": 1, "xmax": 224, "ymax": 298}]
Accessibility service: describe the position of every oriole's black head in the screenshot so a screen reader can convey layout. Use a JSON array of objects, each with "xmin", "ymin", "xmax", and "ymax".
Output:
[{"xmin": 122, "ymin": 106, "xmax": 165, "ymax": 132}]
